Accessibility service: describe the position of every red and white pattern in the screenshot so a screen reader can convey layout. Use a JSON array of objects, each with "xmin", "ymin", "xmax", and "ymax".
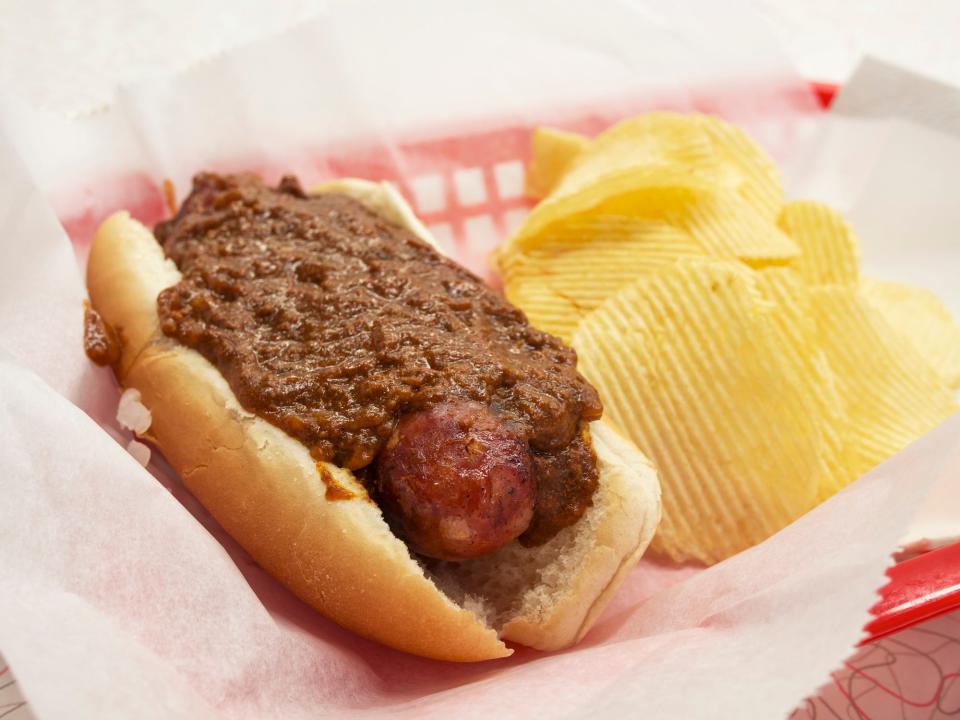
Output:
[
  {"xmin": 793, "ymin": 610, "xmax": 960, "ymax": 719},
  {"xmin": 0, "ymin": 659, "xmax": 29, "ymax": 720}
]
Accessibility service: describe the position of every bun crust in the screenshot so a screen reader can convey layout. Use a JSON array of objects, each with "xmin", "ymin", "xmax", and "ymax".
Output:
[{"xmin": 86, "ymin": 181, "xmax": 660, "ymax": 661}]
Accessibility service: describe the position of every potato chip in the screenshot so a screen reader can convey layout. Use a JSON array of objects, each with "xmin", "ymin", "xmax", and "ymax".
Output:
[
  {"xmin": 502, "ymin": 281, "xmax": 583, "ymax": 343},
  {"xmin": 499, "ymin": 111, "xmax": 958, "ymax": 565},
  {"xmin": 524, "ymin": 127, "xmax": 588, "ymax": 200},
  {"xmin": 509, "ymin": 114, "xmax": 733, "ymax": 253},
  {"xmin": 862, "ymin": 277, "xmax": 960, "ymax": 389},
  {"xmin": 501, "ymin": 194, "xmax": 797, "ymax": 343},
  {"xmin": 692, "ymin": 115, "xmax": 784, "ymax": 221},
  {"xmin": 511, "ymin": 114, "xmax": 790, "ymax": 263},
  {"xmin": 557, "ymin": 114, "xmax": 725, "ymax": 195},
  {"xmin": 810, "ymin": 286, "xmax": 958, "ymax": 479},
  {"xmin": 501, "ymin": 216, "xmax": 703, "ymax": 340},
  {"xmin": 505, "ymin": 165, "xmax": 712, "ymax": 256},
  {"xmin": 572, "ymin": 259, "xmax": 825, "ymax": 564},
  {"xmin": 754, "ymin": 268, "xmax": 854, "ymax": 500},
  {"xmin": 777, "ymin": 201, "xmax": 860, "ymax": 285},
  {"xmin": 680, "ymin": 191, "xmax": 797, "ymax": 265}
]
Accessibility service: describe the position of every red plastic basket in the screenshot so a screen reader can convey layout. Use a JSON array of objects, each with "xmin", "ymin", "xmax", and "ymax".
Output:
[{"xmin": 60, "ymin": 80, "xmax": 959, "ymax": 646}]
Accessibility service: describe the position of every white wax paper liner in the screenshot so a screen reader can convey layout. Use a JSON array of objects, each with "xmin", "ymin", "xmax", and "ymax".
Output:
[{"xmin": 0, "ymin": 3, "xmax": 957, "ymax": 718}]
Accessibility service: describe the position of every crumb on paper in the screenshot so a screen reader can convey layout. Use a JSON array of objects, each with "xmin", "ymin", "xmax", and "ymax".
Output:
[
  {"xmin": 117, "ymin": 388, "xmax": 152, "ymax": 435},
  {"xmin": 126, "ymin": 439, "xmax": 151, "ymax": 467}
]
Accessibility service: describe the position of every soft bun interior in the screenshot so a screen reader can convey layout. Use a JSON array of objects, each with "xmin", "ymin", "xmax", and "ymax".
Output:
[
  {"xmin": 86, "ymin": 180, "xmax": 660, "ymax": 660},
  {"xmin": 432, "ymin": 420, "xmax": 659, "ymax": 650}
]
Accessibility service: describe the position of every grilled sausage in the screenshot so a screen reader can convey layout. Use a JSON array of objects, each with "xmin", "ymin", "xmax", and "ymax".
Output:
[{"xmin": 374, "ymin": 401, "xmax": 535, "ymax": 560}]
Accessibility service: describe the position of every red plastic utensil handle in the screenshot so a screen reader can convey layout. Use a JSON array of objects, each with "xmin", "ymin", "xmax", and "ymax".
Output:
[{"xmin": 863, "ymin": 541, "xmax": 960, "ymax": 644}]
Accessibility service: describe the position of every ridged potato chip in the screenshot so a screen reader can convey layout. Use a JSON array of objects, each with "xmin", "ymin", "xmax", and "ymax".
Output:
[
  {"xmin": 501, "ymin": 281, "xmax": 582, "ymax": 343},
  {"xmin": 572, "ymin": 260, "xmax": 825, "ymax": 564},
  {"xmin": 754, "ymin": 268, "xmax": 853, "ymax": 500},
  {"xmin": 556, "ymin": 114, "xmax": 726, "ymax": 197},
  {"xmin": 862, "ymin": 277, "xmax": 960, "ymax": 389},
  {"xmin": 525, "ymin": 127, "xmax": 588, "ymax": 200},
  {"xmin": 692, "ymin": 115, "xmax": 784, "ymax": 220},
  {"xmin": 504, "ymin": 166, "xmax": 712, "ymax": 256},
  {"xmin": 507, "ymin": 114, "xmax": 790, "ymax": 260},
  {"xmin": 507, "ymin": 114, "xmax": 738, "ymax": 254},
  {"xmin": 778, "ymin": 201, "xmax": 860, "ymax": 285},
  {"xmin": 810, "ymin": 286, "xmax": 957, "ymax": 479},
  {"xmin": 502, "ymin": 197, "xmax": 797, "ymax": 344},
  {"xmin": 498, "ymin": 111, "xmax": 959, "ymax": 565},
  {"xmin": 681, "ymin": 191, "xmax": 797, "ymax": 265},
  {"xmin": 501, "ymin": 216, "xmax": 702, "ymax": 340}
]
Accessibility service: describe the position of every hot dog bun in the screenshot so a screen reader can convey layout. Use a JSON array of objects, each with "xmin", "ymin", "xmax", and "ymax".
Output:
[{"xmin": 86, "ymin": 180, "xmax": 661, "ymax": 661}]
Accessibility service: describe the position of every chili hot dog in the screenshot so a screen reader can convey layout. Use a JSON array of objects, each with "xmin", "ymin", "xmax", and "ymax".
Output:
[{"xmin": 84, "ymin": 173, "xmax": 660, "ymax": 660}]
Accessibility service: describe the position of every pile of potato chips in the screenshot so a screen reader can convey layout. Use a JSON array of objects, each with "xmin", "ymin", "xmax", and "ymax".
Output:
[{"xmin": 497, "ymin": 114, "xmax": 960, "ymax": 564}]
